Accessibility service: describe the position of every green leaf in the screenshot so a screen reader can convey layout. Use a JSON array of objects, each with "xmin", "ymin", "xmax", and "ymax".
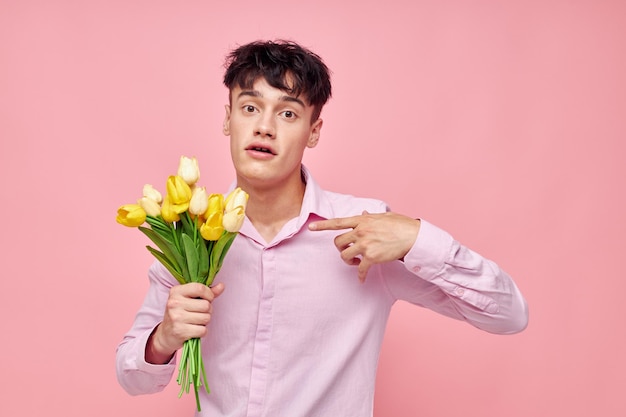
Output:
[
  {"xmin": 216, "ymin": 232, "xmax": 237, "ymax": 267},
  {"xmin": 168, "ymin": 222, "xmax": 189, "ymax": 279},
  {"xmin": 145, "ymin": 217, "xmax": 175, "ymax": 241},
  {"xmin": 174, "ymin": 222, "xmax": 184, "ymax": 253},
  {"xmin": 182, "ymin": 233, "xmax": 200, "ymax": 282},
  {"xmin": 179, "ymin": 212, "xmax": 196, "ymax": 237},
  {"xmin": 198, "ymin": 239, "xmax": 209, "ymax": 284},
  {"xmin": 139, "ymin": 226, "xmax": 184, "ymax": 272},
  {"xmin": 146, "ymin": 246, "xmax": 187, "ymax": 284},
  {"xmin": 208, "ymin": 232, "xmax": 237, "ymax": 285},
  {"xmin": 145, "ymin": 215, "xmax": 170, "ymax": 232}
]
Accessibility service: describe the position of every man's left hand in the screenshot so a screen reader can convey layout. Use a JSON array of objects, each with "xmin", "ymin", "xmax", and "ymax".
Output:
[{"xmin": 309, "ymin": 212, "xmax": 420, "ymax": 282}]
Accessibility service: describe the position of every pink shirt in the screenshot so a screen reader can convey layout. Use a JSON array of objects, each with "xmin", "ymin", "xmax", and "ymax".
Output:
[{"xmin": 116, "ymin": 168, "xmax": 528, "ymax": 417}]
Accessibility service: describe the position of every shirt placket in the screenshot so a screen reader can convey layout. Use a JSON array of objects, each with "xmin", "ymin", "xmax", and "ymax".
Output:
[{"xmin": 246, "ymin": 247, "xmax": 276, "ymax": 417}]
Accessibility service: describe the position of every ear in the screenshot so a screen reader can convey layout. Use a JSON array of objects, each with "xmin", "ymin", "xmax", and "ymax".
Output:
[
  {"xmin": 307, "ymin": 118, "xmax": 323, "ymax": 148},
  {"xmin": 223, "ymin": 104, "xmax": 231, "ymax": 136}
]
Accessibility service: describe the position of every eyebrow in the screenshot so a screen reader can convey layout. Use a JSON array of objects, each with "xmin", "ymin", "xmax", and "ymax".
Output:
[{"xmin": 237, "ymin": 90, "xmax": 305, "ymax": 107}]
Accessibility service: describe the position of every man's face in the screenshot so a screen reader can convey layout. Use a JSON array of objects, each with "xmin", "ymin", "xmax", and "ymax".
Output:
[{"xmin": 223, "ymin": 77, "xmax": 322, "ymax": 190}]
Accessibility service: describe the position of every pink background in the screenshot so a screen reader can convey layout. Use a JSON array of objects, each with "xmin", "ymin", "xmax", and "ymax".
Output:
[{"xmin": 1, "ymin": 0, "xmax": 625, "ymax": 416}]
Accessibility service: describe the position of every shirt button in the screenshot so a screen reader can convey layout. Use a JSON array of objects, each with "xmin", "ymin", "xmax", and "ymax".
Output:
[
  {"xmin": 412, "ymin": 266, "xmax": 421, "ymax": 273},
  {"xmin": 455, "ymin": 287, "xmax": 465, "ymax": 296}
]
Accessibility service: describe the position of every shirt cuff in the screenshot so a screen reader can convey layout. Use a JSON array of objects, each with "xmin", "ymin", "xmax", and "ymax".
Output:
[
  {"xmin": 403, "ymin": 219, "xmax": 453, "ymax": 280},
  {"xmin": 136, "ymin": 327, "xmax": 177, "ymax": 374}
]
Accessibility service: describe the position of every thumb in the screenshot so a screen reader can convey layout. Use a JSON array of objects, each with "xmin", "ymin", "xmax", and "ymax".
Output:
[{"xmin": 211, "ymin": 282, "xmax": 226, "ymax": 298}]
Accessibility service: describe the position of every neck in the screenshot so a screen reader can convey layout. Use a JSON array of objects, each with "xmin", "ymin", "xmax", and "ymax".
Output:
[{"xmin": 238, "ymin": 169, "xmax": 306, "ymax": 243}]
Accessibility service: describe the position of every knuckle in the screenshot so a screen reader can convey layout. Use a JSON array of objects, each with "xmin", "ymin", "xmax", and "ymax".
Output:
[
  {"xmin": 199, "ymin": 299, "xmax": 211, "ymax": 313},
  {"xmin": 168, "ymin": 309, "xmax": 183, "ymax": 323},
  {"xmin": 166, "ymin": 297, "xmax": 181, "ymax": 311}
]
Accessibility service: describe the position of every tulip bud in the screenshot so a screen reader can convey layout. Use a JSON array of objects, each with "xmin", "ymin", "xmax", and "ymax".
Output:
[
  {"xmin": 116, "ymin": 204, "xmax": 146, "ymax": 227},
  {"xmin": 142, "ymin": 184, "xmax": 162, "ymax": 203},
  {"xmin": 138, "ymin": 197, "xmax": 161, "ymax": 217},
  {"xmin": 166, "ymin": 175, "xmax": 192, "ymax": 213},
  {"xmin": 189, "ymin": 187, "xmax": 209, "ymax": 216},
  {"xmin": 200, "ymin": 211, "xmax": 224, "ymax": 241},
  {"xmin": 224, "ymin": 187, "xmax": 249, "ymax": 212},
  {"xmin": 161, "ymin": 195, "xmax": 180, "ymax": 223},
  {"xmin": 223, "ymin": 206, "xmax": 245, "ymax": 233},
  {"xmin": 177, "ymin": 156, "xmax": 200, "ymax": 185},
  {"xmin": 204, "ymin": 193, "xmax": 225, "ymax": 218}
]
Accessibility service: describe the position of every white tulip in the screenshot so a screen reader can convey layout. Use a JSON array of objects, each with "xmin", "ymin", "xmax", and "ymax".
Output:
[
  {"xmin": 142, "ymin": 184, "xmax": 162, "ymax": 203},
  {"xmin": 224, "ymin": 187, "xmax": 248, "ymax": 212},
  {"xmin": 189, "ymin": 187, "xmax": 209, "ymax": 216},
  {"xmin": 177, "ymin": 156, "xmax": 200, "ymax": 185},
  {"xmin": 138, "ymin": 196, "xmax": 161, "ymax": 217}
]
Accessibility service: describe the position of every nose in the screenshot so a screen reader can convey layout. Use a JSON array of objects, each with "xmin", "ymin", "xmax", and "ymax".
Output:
[{"xmin": 254, "ymin": 114, "xmax": 275, "ymax": 138}]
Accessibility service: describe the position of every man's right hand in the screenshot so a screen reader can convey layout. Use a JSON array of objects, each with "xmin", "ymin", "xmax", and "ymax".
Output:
[{"xmin": 145, "ymin": 282, "xmax": 225, "ymax": 364}]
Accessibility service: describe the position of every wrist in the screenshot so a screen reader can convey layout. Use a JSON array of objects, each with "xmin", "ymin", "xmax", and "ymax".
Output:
[
  {"xmin": 400, "ymin": 218, "xmax": 421, "ymax": 261},
  {"xmin": 145, "ymin": 324, "xmax": 176, "ymax": 365}
]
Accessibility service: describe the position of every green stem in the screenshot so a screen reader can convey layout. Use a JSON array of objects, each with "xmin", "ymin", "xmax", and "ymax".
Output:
[
  {"xmin": 194, "ymin": 377, "xmax": 201, "ymax": 411},
  {"xmin": 169, "ymin": 221, "xmax": 182, "ymax": 255},
  {"xmin": 175, "ymin": 338, "xmax": 207, "ymax": 410},
  {"xmin": 177, "ymin": 341, "xmax": 189, "ymax": 397}
]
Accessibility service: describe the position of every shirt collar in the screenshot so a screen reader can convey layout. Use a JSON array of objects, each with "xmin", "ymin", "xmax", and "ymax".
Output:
[
  {"xmin": 231, "ymin": 165, "xmax": 334, "ymax": 246},
  {"xmin": 299, "ymin": 165, "xmax": 334, "ymax": 222}
]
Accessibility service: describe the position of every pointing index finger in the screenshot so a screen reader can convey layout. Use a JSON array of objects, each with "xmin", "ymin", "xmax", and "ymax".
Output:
[{"xmin": 309, "ymin": 216, "xmax": 360, "ymax": 231}]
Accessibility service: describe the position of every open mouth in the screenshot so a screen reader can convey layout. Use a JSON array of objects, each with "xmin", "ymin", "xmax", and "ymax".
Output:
[{"xmin": 247, "ymin": 145, "xmax": 276, "ymax": 155}]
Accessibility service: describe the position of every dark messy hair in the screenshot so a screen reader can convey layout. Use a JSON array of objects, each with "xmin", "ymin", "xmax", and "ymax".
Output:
[{"xmin": 223, "ymin": 40, "xmax": 332, "ymax": 121}]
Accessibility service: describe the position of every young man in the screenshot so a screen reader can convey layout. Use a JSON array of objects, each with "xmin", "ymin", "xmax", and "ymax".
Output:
[{"xmin": 116, "ymin": 40, "xmax": 528, "ymax": 416}]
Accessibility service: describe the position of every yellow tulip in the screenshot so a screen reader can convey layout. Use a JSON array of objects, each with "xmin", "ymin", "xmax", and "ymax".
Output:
[
  {"xmin": 177, "ymin": 156, "xmax": 200, "ymax": 185},
  {"xmin": 223, "ymin": 206, "xmax": 245, "ymax": 233},
  {"xmin": 200, "ymin": 211, "xmax": 224, "ymax": 240},
  {"xmin": 204, "ymin": 193, "xmax": 225, "ymax": 218},
  {"xmin": 142, "ymin": 184, "xmax": 162, "ymax": 203},
  {"xmin": 189, "ymin": 187, "xmax": 209, "ymax": 216},
  {"xmin": 116, "ymin": 204, "xmax": 146, "ymax": 227},
  {"xmin": 138, "ymin": 197, "xmax": 161, "ymax": 217},
  {"xmin": 166, "ymin": 175, "xmax": 192, "ymax": 212},
  {"xmin": 161, "ymin": 195, "xmax": 180, "ymax": 223},
  {"xmin": 224, "ymin": 187, "xmax": 249, "ymax": 213}
]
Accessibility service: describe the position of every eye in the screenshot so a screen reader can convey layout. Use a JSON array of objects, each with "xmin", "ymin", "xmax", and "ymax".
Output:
[
  {"xmin": 281, "ymin": 110, "xmax": 296, "ymax": 119},
  {"xmin": 243, "ymin": 105, "xmax": 256, "ymax": 113}
]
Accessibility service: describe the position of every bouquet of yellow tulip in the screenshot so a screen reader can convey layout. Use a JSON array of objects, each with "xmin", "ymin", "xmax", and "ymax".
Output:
[{"xmin": 116, "ymin": 156, "xmax": 248, "ymax": 411}]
